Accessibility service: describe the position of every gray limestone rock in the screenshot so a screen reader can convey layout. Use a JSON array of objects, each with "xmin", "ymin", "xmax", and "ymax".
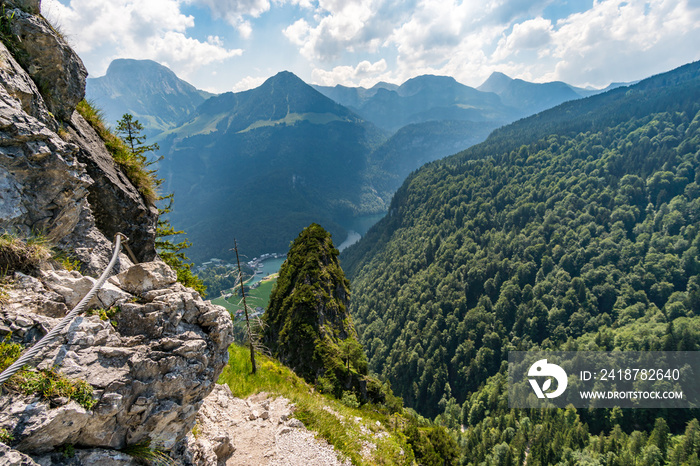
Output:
[
  {"xmin": 2, "ymin": 0, "xmax": 40, "ymax": 14},
  {"xmin": 9, "ymin": 8, "xmax": 87, "ymax": 121},
  {"xmin": 0, "ymin": 443, "xmax": 40, "ymax": 465},
  {"xmin": 180, "ymin": 384, "xmax": 238, "ymax": 466},
  {"xmin": 65, "ymin": 112, "xmax": 158, "ymax": 263},
  {"xmin": 33, "ymin": 448, "xmax": 138, "ymax": 465},
  {"xmin": 0, "ymin": 80, "xmax": 91, "ymax": 244},
  {"xmin": 0, "ymin": 41, "xmax": 55, "ymax": 129},
  {"xmin": 110, "ymin": 261, "xmax": 177, "ymax": 296},
  {"xmin": 0, "ymin": 1, "xmax": 236, "ymax": 462},
  {"xmin": 0, "ymin": 261, "xmax": 234, "ymax": 455},
  {"xmin": 0, "ymin": 17, "xmax": 152, "ymax": 274}
]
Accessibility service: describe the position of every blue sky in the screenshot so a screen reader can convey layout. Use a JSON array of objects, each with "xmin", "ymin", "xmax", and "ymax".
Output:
[{"xmin": 43, "ymin": 0, "xmax": 700, "ymax": 93}]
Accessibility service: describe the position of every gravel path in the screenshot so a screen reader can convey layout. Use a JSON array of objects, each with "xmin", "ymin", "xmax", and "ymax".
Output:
[{"xmin": 188, "ymin": 385, "xmax": 350, "ymax": 466}]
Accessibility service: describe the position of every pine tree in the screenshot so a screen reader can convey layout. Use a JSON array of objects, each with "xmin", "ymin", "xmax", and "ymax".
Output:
[
  {"xmin": 115, "ymin": 114, "xmax": 159, "ymax": 160},
  {"xmin": 155, "ymin": 195, "xmax": 206, "ymax": 296},
  {"xmin": 115, "ymin": 113, "xmax": 205, "ymax": 295}
]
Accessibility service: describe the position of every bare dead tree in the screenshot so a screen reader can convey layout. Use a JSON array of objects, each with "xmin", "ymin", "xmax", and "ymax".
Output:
[{"xmin": 233, "ymin": 239, "xmax": 256, "ymax": 374}]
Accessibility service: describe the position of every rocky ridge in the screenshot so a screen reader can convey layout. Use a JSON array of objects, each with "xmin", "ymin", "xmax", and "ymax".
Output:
[{"xmin": 0, "ymin": 0, "xmax": 233, "ymax": 463}]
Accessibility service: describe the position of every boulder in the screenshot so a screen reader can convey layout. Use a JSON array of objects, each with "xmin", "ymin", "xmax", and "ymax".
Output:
[{"xmin": 110, "ymin": 261, "xmax": 177, "ymax": 296}]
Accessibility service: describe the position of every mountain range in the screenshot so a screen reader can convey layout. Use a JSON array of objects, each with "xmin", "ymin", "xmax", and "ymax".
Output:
[
  {"xmin": 87, "ymin": 60, "xmax": 618, "ymax": 260},
  {"xmin": 155, "ymin": 71, "xmax": 386, "ymax": 261}
]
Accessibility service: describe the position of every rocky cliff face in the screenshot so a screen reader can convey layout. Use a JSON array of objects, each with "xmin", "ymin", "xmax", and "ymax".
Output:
[{"xmin": 0, "ymin": 1, "xmax": 234, "ymax": 463}]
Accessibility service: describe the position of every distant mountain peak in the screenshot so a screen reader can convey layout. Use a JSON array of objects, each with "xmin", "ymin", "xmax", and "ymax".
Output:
[
  {"xmin": 105, "ymin": 58, "xmax": 171, "ymax": 73},
  {"xmin": 263, "ymin": 70, "xmax": 310, "ymax": 89},
  {"xmin": 398, "ymin": 75, "xmax": 461, "ymax": 96},
  {"xmin": 477, "ymin": 71, "xmax": 514, "ymax": 93},
  {"xmin": 86, "ymin": 59, "xmax": 212, "ymax": 134}
]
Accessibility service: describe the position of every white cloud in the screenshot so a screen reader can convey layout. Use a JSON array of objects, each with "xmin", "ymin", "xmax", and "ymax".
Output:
[
  {"xmin": 283, "ymin": 0, "xmax": 414, "ymax": 62},
  {"xmin": 187, "ymin": 0, "xmax": 270, "ymax": 37},
  {"xmin": 42, "ymin": 0, "xmax": 242, "ymax": 78},
  {"xmin": 544, "ymin": 0, "xmax": 700, "ymax": 87},
  {"xmin": 281, "ymin": 0, "xmax": 700, "ymax": 89},
  {"xmin": 311, "ymin": 59, "xmax": 389, "ymax": 87},
  {"xmin": 232, "ymin": 75, "xmax": 268, "ymax": 92},
  {"xmin": 283, "ymin": 18, "xmax": 311, "ymax": 46},
  {"xmin": 191, "ymin": 0, "xmax": 271, "ymax": 18},
  {"xmin": 129, "ymin": 32, "xmax": 243, "ymax": 75},
  {"xmin": 493, "ymin": 17, "xmax": 553, "ymax": 61}
]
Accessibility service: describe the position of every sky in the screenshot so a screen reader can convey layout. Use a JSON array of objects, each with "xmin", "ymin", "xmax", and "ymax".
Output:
[{"xmin": 42, "ymin": 0, "xmax": 700, "ymax": 94}]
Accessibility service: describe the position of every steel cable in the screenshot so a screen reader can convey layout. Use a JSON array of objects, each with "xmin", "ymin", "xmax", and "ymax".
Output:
[{"xmin": 0, "ymin": 233, "xmax": 126, "ymax": 385}]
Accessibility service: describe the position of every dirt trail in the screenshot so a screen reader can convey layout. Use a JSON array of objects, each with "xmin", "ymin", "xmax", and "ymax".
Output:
[{"xmin": 188, "ymin": 385, "xmax": 350, "ymax": 465}]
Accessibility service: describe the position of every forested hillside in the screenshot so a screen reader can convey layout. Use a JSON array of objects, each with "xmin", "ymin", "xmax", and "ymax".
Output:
[{"xmin": 343, "ymin": 61, "xmax": 700, "ymax": 463}]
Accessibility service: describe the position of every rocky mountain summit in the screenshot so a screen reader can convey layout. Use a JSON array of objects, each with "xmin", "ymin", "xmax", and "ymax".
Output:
[{"xmin": 0, "ymin": 0, "xmax": 234, "ymax": 463}]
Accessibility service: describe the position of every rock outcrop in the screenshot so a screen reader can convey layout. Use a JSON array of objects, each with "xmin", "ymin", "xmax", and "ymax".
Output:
[
  {"xmin": 0, "ymin": 261, "xmax": 234, "ymax": 460},
  {"xmin": 65, "ymin": 112, "xmax": 158, "ymax": 263},
  {"xmin": 0, "ymin": 0, "xmax": 234, "ymax": 463},
  {"xmin": 0, "ymin": 0, "xmax": 157, "ymax": 268},
  {"xmin": 8, "ymin": 7, "xmax": 87, "ymax": 121},
  {"xmin": 264, "ymin": 223, "xmax": 373, "ymax": 401}
]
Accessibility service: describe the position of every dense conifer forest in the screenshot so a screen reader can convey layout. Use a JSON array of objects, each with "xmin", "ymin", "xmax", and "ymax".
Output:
[{"xmin": 343, "ymin": 61, "xmax": 700, "ymax": 464}]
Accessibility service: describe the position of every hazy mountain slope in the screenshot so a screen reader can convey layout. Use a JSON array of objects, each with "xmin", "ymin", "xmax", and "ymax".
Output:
[
  {"xmin": 157, "ymin": 71, "xmax": 388, "ymax": 261},
  {"xmin": 477, "ymin": 71, "xmax": 634, "ymax": 115},
  {"xmin": 343, "ymin": 59, "xmax": 700, "ymax": 435},
  {"xmin": 313, "ymin": 81, "xmax": 399, "ymax": 110},
  {"xmin": 478, "ymin": 71, "xmax": 586, "ymax": 113},
  {"xmin": 316, "ymin": 75, "xmax": 517, "ymax": 132},
  {"xmin": 86, "ymin": 59, "xmax": 213, "ymax": 135},
  {"xmin": 368, "ymin": 119, "xmax": 500, "ymax": 195}
]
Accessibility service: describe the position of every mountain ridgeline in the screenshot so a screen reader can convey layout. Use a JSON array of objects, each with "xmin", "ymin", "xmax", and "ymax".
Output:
[
  {"xmin": 156, "ymin": 71, "xmax": 387, "ymax": 261},
  {"xmin": 86, "ymin": 60, "xmax": 608, "ymax": 261},
  {"xmin": 86, "ymin": 59, "xmax": 212, "ymax": 136},
  {"xmin": 342, "ymin": 61, "xmax": 700, "ymax": 463}
]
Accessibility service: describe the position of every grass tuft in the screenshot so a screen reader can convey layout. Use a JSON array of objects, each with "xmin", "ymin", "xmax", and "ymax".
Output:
[
  {"xmin": 0, "ymin": 232, "xmax": 51, "ymax": 276},
  {"xmin": 1, "ymin": 337, "xmax": 96, "ymax": 410},
  {"xmin": 122, "ymin": 440, "xmax": 175, "ymax": 466}
]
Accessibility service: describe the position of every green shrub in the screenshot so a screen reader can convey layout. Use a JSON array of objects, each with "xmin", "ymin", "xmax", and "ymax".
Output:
[
  {"xmin": 122, "ymin": 440, "xmax": 174, "ymax": 466},
  {"xmin": 340, "ymin": 391, "xmax": 360, "ymax": 408},
  {"xmin": 0, "ymin": 427, "xmax": 14, "ymax": 444}
]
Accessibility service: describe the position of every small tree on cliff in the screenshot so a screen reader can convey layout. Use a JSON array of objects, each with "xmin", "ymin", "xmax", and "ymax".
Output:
[
  {"xmin": 115, "ymin": 113, "xmax": 205, "ymax": 295},
  {"xmin": 116, "ymin": 114, "xmax": 159, "ymax": 160}
]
